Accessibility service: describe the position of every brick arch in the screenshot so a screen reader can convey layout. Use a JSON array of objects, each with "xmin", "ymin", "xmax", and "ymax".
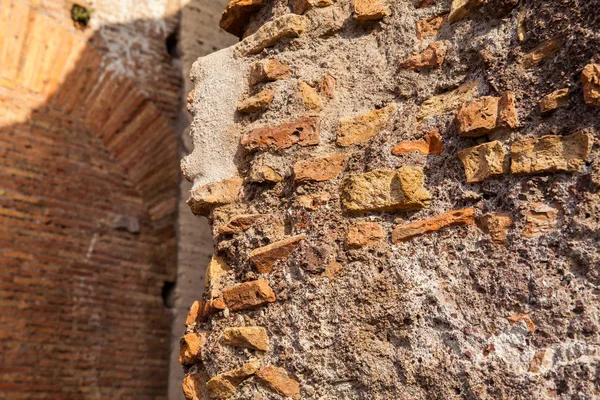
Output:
[{"xmin": 1, "ymin": 0, "xmax": 179, "ymax": 265}]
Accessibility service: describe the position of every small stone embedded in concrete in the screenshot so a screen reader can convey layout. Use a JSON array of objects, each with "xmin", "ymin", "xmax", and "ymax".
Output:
[
  {"xmin": 529, "ymin": 348, "xmax": 554, "ymax": 373},
  {"xmin": 242, "ymin": 116, "xmax": 320, "ymax": 152},
  {"xmin": 187, "ymin": 177, "xmax": 243, "ymax": 217},
  {"xmin": 399, "ymin": 41, "xmax": 447, "ymax": 71},
  {"xmin": 416, "ymin": 15, "xmax": 445, "ymax": 40},
  {"xmin": 187, "ymin": 89, "xmax": 196, "ymax": 114},
  {"xmin": 582, "ymin": 63, "xmax": 600, "ymax": 107},
  {"xmin": 182, "ymin": 372, "xmax": 209, "ymax": 400},
  {"xmin": 522, "ymin": 37, "xmax": 563, "ymax": 69},
  {"xmin": 336, "ymin": 104, "xmax": 396, "ymax": 147},
  {"xmin": 237, "ymin": 89, "xmax": 274, "ymax": 113},
  {"xmin": 298, "ymin": 81, "xmax": 322, "ymax": 111},
  {"xmin": 290, "ymin": 0, "xmax": 333, "ymax": 14},
  {"xmin": 185, "ymin": 299, "xmax": 227, "ymax": 325},
  {"xmin": 455, "ymin": 92, "xmax": 518, "ymax": 137},
  {"xmin": 510, "ymin": 131, "xmax": 592, "ymax": 175},
  {"xmin": 249, "ymin": 59, "xmax": 291, "ymax": 86},
  {"xmin": 222, "ymin": 326, "xmax": 270, "ymax": 351},
  {"xmin": 256, "ymin": 365, "xmax": 301, "ymax": 400},
  {"xmin": 458, "ymin": 140, "xmax": 509, "ymax": 183},
  {"xmin": 448, "ymin": 0, "xmax": 484, "ymax": 23},
  {"xmin": 320, "ymin": 73, "xmax": 336, "ymax": 99},
  {"xmin": 179, "ymin": 332, "xmax": 206, "ymax": 365},
  {"xmin": 346, "ymin": 222, "xmax": 385, "ymax": 248},
  {"xmin": 249, "ymin": 234, "xmax": 306, "ymax": 274},
  {"xmin": 322, "ymin": 259, "xmax": 343, "ymax": 280},
  {"xmin": 418, "ymin": 80, "xmax": 479, "ymax": 121},
  {"xmin": 206, "ymin": 361, "xmax": 262, "ymax": 399},
  {"xmin": 218, "ymin": 214, "xmax": 265, "ymax": 234},
  {"xmin": 235, "ymin": 14, "xmax": 308, "ymax": 56},
  {"xmin": 341, "ymin": 166, "xmax": 432, "ymax": 213},
  {"xmin": 353, "ymin": 0, "xmax": 390, "ymax": 21},
  {"xmin": 250, "ymin": 164, "xmax": 283, "ymax": 183},
  {"xmin": 507, "ymin": 312, "xmax": 535, "ymax": 332},
  {"xmin": 220, "ymin": 0, "xmax": 264, "ymax": 38},
  {"xmin": 185, "ymin": 300, "xmax": 202, "ymax": 326},
  {"xmin": 297, "ymin": 192, "xmax": 331, "ymax": 210},
  {"xmin": 222, "ymin": 279, "xmax": 276, "ymax": 311},
  {"xmin": 205, "ymin": 255, "xmax": 230, "ymax": 297},
  {"xmin": 476, "ymin": 212, "xmax": 512, "ymax": 244},
  {"xmin": 293, "ymin": 154, "xmax": 348, "ymax": 182},
  {"xmin": 392, "ymin": 208, "xmax": 476, "ymax": 243},
  {"xmin": 522, "ymin": 203, "xmax": 559, "ymax": 238},
  {"xmin": 392, "ymin": 130, "xmax": 444, "ymax": 156},
  {"xmin": 539, "ymin": 88, "xmax": 569, "ymax": 114}
]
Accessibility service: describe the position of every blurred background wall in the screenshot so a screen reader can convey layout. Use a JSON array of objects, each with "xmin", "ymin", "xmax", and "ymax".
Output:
[{"xmin": 0, "ymin": 0, "xmax": 234, "ymax": 398}]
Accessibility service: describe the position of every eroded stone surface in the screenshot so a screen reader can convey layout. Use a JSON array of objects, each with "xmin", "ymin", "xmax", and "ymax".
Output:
[
  {"xmin": 582, "ymin": 63, "xmax": 600, "ymax": 107},
  {"xmin": 346, "ymin": 222, "xmax": 385, "ymax": 248},
  {"xmin": 399, "ymin": 41, "xmax": 447, "ymax": 71},
  {"xmin": 222, "ymin": 326, "xmax": 269, "ymax": 351},
  {"xmin": 448, "ymin": 0, "xmax": 484, "ymax": 23},
  {"xmin": 458, "ymin": 140, "xmax": 509, "ymax": 183},
  {"xmin": 336, "ymin": 104, "xmax": 396, "ymax": 146},
  {"xmin": 522, "ymin": 203, "xmax": 559, "ymax": 238},
  {"xmin": 249, "ymin": 58, "xmax": 291, "ymax": 85},
  {"xmin": 222, "ymin": 280, "xmax": 276, "ymax": 310},
  {"xmin": 256, "ymin": 366, "xmax": 301, "ymax": 399},
  {"xmin": 510, "ymin": 131, "xmax": 592, "ymax": 175},
  {"xmin": 298, "ymin": 81, "xmax": 322, "ymax": 111},
  {"xmin": 392, "ymin": 208, "xmax": 476, "ymax": 242},
  {"xmin": 455, "ymin": 92, "xmax": 518, "ymax": 137},
  {"xmin": 341, "ymin": 167, "xmax": 431, "ymax": 212},
  {"xmin": 417, "ymin": 80, "xmax": 479, "ymax": 121},
  {"xmin": 416, "ymin": 15, "xmax": 445, "ymax": 40},
  {"xmin": 187, "ymin": 177, "xmax": 243, "ymax": 217},
  {"xmin": 206, "ymin": 361, "xmax": 261, "ymax": 399},
  {"xmin": 218, "ymin": 214, "xmax": 265, "ymax": 235},
  {"xmin": 539, "ymin": 88, "xmax": 569, "ymax": 113},
  {"xmin": 353, "ymin": 0, "xmax": 390, "ymax": 21},
  {"xmin": 294, "ymin": 154, "xmax": 348, "ymax": 182},
  {"xmin": 235, "ymin": 14, "xmax": 308, "ymax": 56},
  {"xmin": 219, "ymin": 0, "xmax": 264, "ymax": 38},
  {"xmin": 477, "ymin": 213, "xmax": 512, "ymax": 244}
]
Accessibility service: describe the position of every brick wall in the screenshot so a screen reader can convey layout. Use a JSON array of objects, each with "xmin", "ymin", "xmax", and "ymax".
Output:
[{"xmin": 0, "ymin": 0, "xmax": 182, "ymax": 398}]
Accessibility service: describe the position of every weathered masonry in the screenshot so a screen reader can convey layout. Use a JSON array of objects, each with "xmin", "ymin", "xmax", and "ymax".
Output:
[{"xmin": 182, "ymin": 0, "xmax": 600, "ymax": 399}]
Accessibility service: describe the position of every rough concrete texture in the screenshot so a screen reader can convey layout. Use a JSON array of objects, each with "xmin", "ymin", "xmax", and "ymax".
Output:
[{"xmin": 182, "ymin": 0, "xmax": 600, "ymax": 398}]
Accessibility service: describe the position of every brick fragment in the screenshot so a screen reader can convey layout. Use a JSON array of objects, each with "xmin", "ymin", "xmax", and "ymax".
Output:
[
  {"xmin": 392, "ymin": 208, "xmax": 475, "ymax": 243},
  {"xmin": 298, "ymin": 81, "xmax": 322, "ymax": 111},
  {"xmin": 187, "ymin": 177, "xmax": 243, "ymax": 217},
  {"xmin": 455, "ymin": 92, "xmax": 518, "ymax": 137},
  {"xmin": 205, "ymin": 255, "xmax": 230, "ymax": 297},
  {"xmin": 522, "ymin": 203, "xmax": 559, "ymax": 238},
  {"xmin": 448, "ymin": 0, "xmax": 484, "ymax": 23},
  {"xmin": 249, "ymin": 59, "xmax": 291, "ymax": 86},
  {"xmin": 392, "ymin": 130, "xmax": 444, "ymax": 156},
  {"xmin": 223, "ymin": 280, "xmax": 276, "ymax": 311},
  {"xmin": 458, "ymin": 141, "xmax": 509, "ymax": 183},
  {"xmin": 353, "ymin": 0, "xmax": 390, "ymax": 21},
  {"xmin": 416, "ymin": 15, "xmax": 445, "ymax": 40},
  {"xmin": 218, "ymin": 214, "xmax": 265, "ymax": 234},
  {"xmin": 322, "ymin": 259, "xmax": 343, "ymax": 280},
  {"xmin": 179, "ymin": 332, "xmax": 206, "ymax": 365},
  {"xmin": 341, "ymin": 167, "xmax": 431, "ymax": 213},
  {"xmin": 510, "ymin": 131, "xmax": 592, "ymax": 175},
  {"xmin": 206, "ymin": 361, "xmax": 261, "ymax": 399},
  {"xmin": 539, "ymin": 88, "xmax": 569, "ymax": 114},
  {"xmin": 522, "ymin": 38, "xmax": 563, "ymax": 69},
  {"xmin": 182, "ymin": 372, "xmax": 209, "ymax": 400},
  {"xmin": 249, "ymin": 234, "xmax": 306, "ymax": 274},
  {"xmin": 399, "ymin": 41, "xmax": 447, "ymax": 71},
  {"xmin": 529, "ymin": 349, "xmax": 554, "ymax": 373},
  {"xmin": 336, "ymin": 104, "xmax": 396, "ymax": 147},
  {"xmin": 222, "ymin": 326, "xmax": 270, "ymax": 350},
  {"xmin": 294, "ymin": 154, "xmax": 348, "ymax": 182},
  {"xmin": 347, "ymin": 222, "xmax": 385, "ymax": 248},
  {"xmin": 256, "ymin": 366, "xmax": 301, "ymax": 399},
  {"xmin": 290, "ymin": 0, "xmax": 333, "ymax": 14},
  {"xmin": 320, "ymin": 73, "xmax": 336, "ymax": 99},
  {"xmin": 242, "ymin": 116, "xmax": 320, "ymax": 152},
  {"xmin": 185, "ymin": 300, "xmax": 202, "ymax": 326},
  {"xmin": 220, "ymin": 0, "xmax": 264, "ymax": 38},
  {"xmin": 187, "ymin": 299, "xmax": 227, "ymax": 325},
  {"xmin": 477, "ymin": 213, "xmax": 512, "ymax": 244},
  {"xmin": 250, "ymin": 164, "xmax": 284, "ymax": 183},
  {"xmin": 237, "ymin": 89, "xmax": 274, "ymax": 113},
  {"xmin": 507, "ymin": 312, "xmax": 535, "ymax": 332},
  {"xmin": 297, "ymin": 192, "xmax": 331, "ymax": 210},
  {"xmin": 236, "ymin": 14, "xmax": 308, "ymax": 56},
  {"xmin": 582, "ymin": 63, "xmax": 600, "ymax": 107}
]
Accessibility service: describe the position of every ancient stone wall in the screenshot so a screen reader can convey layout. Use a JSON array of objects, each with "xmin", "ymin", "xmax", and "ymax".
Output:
[{"xmin": 181, "ymin": 0, "xmax": 600, "ymax": 398}]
